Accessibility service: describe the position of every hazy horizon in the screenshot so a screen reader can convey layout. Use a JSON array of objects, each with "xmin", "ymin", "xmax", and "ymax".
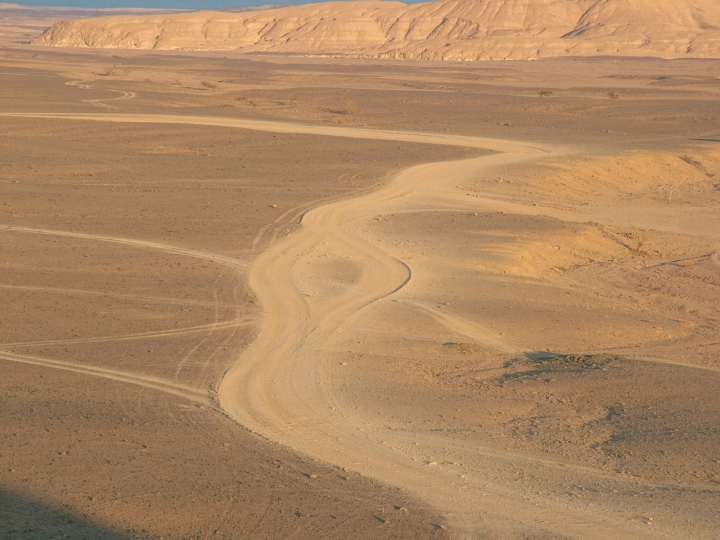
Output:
[{"xmin": 5, "ymin": 0, "xmax": 428, "ymax": 10}]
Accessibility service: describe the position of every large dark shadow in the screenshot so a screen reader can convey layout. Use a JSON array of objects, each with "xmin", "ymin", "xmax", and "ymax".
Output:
[{"xmin": 0, "ymin": 488, "xmax": 130, "ymax": 540}]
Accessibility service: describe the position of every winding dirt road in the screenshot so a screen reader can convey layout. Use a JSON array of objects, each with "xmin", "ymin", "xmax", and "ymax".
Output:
[{"xmin": 4, "ymin": 111, "xmax": 713, "ymax": 538}]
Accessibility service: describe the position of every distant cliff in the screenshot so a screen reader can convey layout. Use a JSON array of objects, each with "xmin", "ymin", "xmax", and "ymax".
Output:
[{"xmin": 32, "ymin": 0, "xmax": 720, "ymax": 61}]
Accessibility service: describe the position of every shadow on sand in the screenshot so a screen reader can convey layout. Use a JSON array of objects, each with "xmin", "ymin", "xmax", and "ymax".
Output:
[{"xmin": 0, "ymin": 487, "xmax": 131, "ymax": 540}]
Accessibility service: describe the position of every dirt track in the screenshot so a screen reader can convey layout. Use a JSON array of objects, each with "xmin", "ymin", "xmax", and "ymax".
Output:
[{"xmin": 2, "ymin": 104, "xmax": 718, "ymax": 538}]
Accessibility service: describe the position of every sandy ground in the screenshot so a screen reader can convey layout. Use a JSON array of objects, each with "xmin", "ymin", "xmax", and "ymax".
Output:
[{"xmin": 0, "ymin": 42, "xmax": 719, "ymax": 540}]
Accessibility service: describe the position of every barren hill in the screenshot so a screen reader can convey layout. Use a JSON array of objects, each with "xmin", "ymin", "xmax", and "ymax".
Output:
[{"xmin": 32, "ymin": 0, "xmax": 720, "ymax": 61}]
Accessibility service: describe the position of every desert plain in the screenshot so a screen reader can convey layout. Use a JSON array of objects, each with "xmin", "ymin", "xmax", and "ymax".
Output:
[{"xmin": 1, "ymin": 4, "xmax": 720, "ymax": 540}]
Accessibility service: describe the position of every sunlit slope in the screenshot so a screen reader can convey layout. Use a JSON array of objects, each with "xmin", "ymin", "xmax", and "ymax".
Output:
[{"xmin": 33, "ymin": 0, "xmax": 720, "ymax": 60}]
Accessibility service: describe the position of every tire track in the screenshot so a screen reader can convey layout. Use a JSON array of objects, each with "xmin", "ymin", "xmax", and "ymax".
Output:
[
  {"xmin": 65, "ymin": 79, "xmax": 136, "ymax": 111},
  {"xmin": 0, "ymin": 224, "xmax": 247, "ymax": 268},
  {"xmin": 399, "ymin": 298, "xmax": 518, "ymax": 354},
  {"xmin": 0, "ymin": 283, "xmax": 242, "ymax": 309},
  {"xmin": 1, "ymin": 318, "xmax": 250, "ymax": 348},
  {"xmin": 174, "ymin": 268, "xmax": 226, "ymax": 379},
  {"xmin": 0, "ymin": 350, "xmax": 210, "ymax": 405},
  {"xmin": 0, "ymin": 112, "xmax": 543, "ymax": 152}
]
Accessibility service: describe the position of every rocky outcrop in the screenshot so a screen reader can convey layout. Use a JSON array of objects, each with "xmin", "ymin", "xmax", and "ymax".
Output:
[{"xmin": 32, "ymin": 0, "xmax": 720, "ymax": 60}]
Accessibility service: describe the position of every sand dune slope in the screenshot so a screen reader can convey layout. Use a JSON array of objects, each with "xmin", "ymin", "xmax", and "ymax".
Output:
[{"xmin": 32, "ymin": 0, "xmax": 720, "ymax": 60}]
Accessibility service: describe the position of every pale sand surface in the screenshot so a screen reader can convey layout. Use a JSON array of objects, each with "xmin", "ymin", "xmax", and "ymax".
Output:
[{"xmin": 1, "ymin": 45, "xmax": 719, "ymax": 539}]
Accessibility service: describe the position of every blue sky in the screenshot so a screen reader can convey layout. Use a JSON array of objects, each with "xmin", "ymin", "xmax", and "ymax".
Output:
[
  {"xmin": 16, "ymin": 0, "xmax": 302, "ymax": 8},
  {"xmin": 16, "ymin": 0, "xmax": 424, "ymax": 10}
]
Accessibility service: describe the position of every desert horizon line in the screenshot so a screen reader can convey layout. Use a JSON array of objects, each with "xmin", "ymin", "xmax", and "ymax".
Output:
[{"xmin": 2, "ymin": 0, "xmax": 430, "ymax": 11}]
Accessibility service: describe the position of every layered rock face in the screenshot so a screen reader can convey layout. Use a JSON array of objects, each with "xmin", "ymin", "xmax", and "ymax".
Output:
[{"xmin": 32, "ymin": 0, "xmax": 720, "ymax": 60}]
